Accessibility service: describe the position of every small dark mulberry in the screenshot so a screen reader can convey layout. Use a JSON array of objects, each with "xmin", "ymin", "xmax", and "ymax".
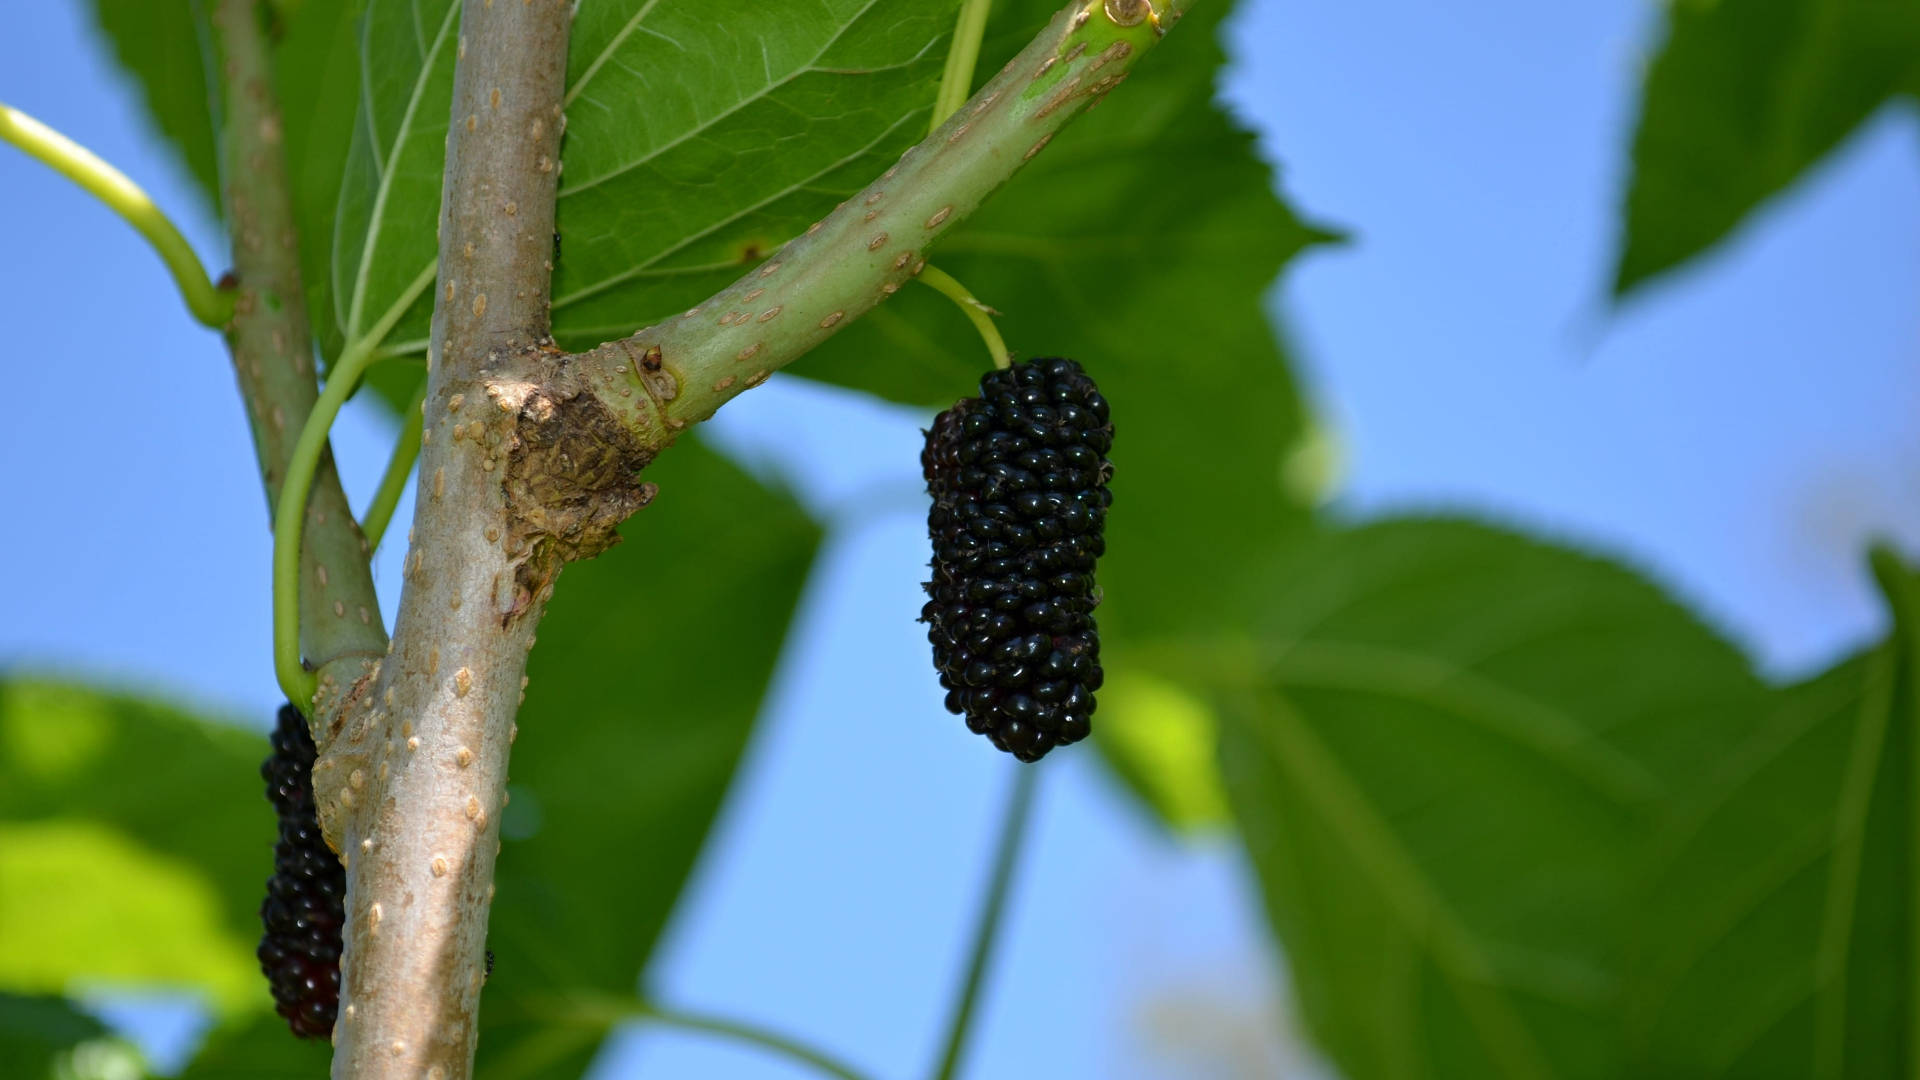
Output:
[
  {"xmin": 258, "ymin": 703, "xmax": 345, "ymax": 1039},
  {"xmin": 921, "ymin": 356, "xmax": 1112, "ymax": 761}
]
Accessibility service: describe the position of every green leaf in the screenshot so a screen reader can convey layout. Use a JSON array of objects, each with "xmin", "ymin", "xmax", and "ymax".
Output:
[
  {"xmin": 1615, "ymin": 0, "xmax": 1920, "ymax": 297},
  {"xmin": 0, "ymin": 681, "xmax": 273, "ymax": 1016},
  {"xmin": 1626, "ymin": 546, "xmax": 1920, "ymax": 1076},
  {"xmin": 82, "ymin": 0, "xmax": 220, "ymax": 222},
  {"xmin": 1218, "ymin": 518, "xmax": 1766, "ymax": 1080},
  {"xmin": 326, "ymin": 0, "xmax": 960, "ymax": 361},
  {"xmin": 475, "ymin": 436, "xmax": 819, "ymax": 1078}
]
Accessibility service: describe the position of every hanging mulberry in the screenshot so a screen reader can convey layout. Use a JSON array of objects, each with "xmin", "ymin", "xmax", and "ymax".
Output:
[
  {"xmin": 921, "ymin": 356, "xmax": 1112, "ymax": 761},
  {"xmin": 257, "ymin": 703, "xmax": 345, "ymax": 1039}
]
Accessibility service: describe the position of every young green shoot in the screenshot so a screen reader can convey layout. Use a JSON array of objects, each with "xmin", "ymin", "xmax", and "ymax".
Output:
[
  {"xmin": 918, "ymin": 264, "xmax": 1012, "ymax": 370},
  {"xmin": 0, "ymin": 104, "xmax": 233, "ymax": 328},
  {"xmin": 360, "ymin": 379, "xmax": 428, "ymax": 551},
  {"xmin": 272, "ymin": 262, "xmax": 437, "ymax": 706}
]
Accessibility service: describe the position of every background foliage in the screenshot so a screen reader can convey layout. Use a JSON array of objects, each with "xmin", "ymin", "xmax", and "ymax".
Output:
[{"xmin": 6, "ymin": 0, "xmax": 1918, "ymax": 1076}]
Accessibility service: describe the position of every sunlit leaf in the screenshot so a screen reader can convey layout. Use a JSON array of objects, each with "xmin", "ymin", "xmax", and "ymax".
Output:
[
  {"xmin": 1093, "ymin": 669, "xmax": 1230, "ymax": 833},
  {"xmin": 0, "ymin": 680, "xmax": 273, "ymax": 1016},
  {"xmin": 0, "ymin": 821, "xmax": 256, "ymax": 1012},
  {"xmin": 1615, "ymin": 0, "xmax": 1920, "ymax": 297},
  {"xmin": 1220, "ymin": 518, "xmax": 1765, "ymax": 1080}
]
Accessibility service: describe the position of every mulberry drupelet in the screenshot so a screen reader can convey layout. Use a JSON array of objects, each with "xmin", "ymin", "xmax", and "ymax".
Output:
[
  {"xmin": 921, "ymin": 356, "xmax": 1112, "ymax": 761},
  {"xmin": 257, "ymin": 703, "xmax": 345, "ymax": 1038}
]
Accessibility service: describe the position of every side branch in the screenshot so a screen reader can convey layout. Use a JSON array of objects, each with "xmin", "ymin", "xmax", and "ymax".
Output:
[
  {"xmin": 568, "ymin": 0, "xmax": 1172, "ymax": 450},
  {"xmin": 209, "ymin": 0, "xmax": 386, "ymax": 695},
  {"xmin": 0, "ymin": 103, "xmax": 233, "ymax": 328}
]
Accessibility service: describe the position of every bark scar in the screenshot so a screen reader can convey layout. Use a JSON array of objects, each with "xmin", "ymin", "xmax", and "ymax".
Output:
[{"xmin": 494, "ymin": 351, "xmax": 658, "ymax": 619}]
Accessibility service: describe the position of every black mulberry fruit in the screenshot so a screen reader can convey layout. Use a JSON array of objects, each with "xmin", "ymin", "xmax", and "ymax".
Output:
[
  {"xmin": 258, "ymin": 703, "xmax": 345, "ymax": 1039},
  {"xmin": 921, "ymin": 356, "xmax": 1112, "ymax": 761}
]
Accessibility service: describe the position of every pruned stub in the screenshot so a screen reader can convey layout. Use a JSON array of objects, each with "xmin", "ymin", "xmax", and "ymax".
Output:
[{"xmin": 500, "ymin": 357, "xmax": 657, "ymax": 606}]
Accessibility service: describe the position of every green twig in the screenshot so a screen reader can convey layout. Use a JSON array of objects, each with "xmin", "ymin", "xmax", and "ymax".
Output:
[
  {"xmin": 932, "ymin": 0, "xmax": 994, "ymax": 133},
  {"xmin": 930, "ymin": 765, "xmax": 1042, "ymax": 1080},
  {"xmin": 360, "ymin": 379, "xmax": 428, "ymax": 551},
  {"xmin": 918, "ymin": 263, "xmax": 1011, "ymax": 370},
  {"xmin": 0, "ymin": 103, "xmax": 233, "ymax": 328},
  {"xmin": 273, "ymin": 262, "xmax": 436, "ymax": 706},
  {"xmin": 512, "ymin": 994, "xmax": 876, "ymax": 1080},
  {"xmin": 640, "ymin": 1002, "xmax": 875, "ymax": 1080}
]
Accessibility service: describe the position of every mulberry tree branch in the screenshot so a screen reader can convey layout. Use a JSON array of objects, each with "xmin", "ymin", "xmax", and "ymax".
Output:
[
  {"xmin": 304, "ymin": 2, "xmax": 1190, "ymax": 1077},
  {"xmin": 315, "ymin": 1, "xmax": 579, "ymax": 1077},
  {"xmin": 208, "ymin": 0, "xmax": 387, "ymax": 695}
]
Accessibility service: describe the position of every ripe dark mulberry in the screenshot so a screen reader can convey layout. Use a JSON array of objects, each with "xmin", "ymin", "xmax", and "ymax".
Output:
[
  {"xmin": 258, "ymin": 703, "xmax": 345, "ymax": 1039},
  {"xmin": 921, "ymin": 356, "xmax": 1112, "ymax": 761}
]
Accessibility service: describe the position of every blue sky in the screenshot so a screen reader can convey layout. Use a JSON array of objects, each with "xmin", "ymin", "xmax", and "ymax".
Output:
[{"xmin": 3, "ymin": 1, "xmax": 1916, "ymax": 1077}]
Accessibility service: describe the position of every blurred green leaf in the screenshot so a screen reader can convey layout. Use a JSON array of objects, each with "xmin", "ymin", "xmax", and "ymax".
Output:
[
  {"xmin": 329, "ymin": 0, "xmax": 959, "ymax": 362},
  {"xmin": 83, "ymin": 0, "xmax": 219, "ymax": 222},
  {"xmin": 1625, "ymin": 547, "xmax": 1920, "ymax": 1076},
  {"xmin": 0, "ymin": 680, "xmax": 273, "ymax": 1016},
  {"xmin": 0, "ymin": 820, "xmax": 255, "ymax": 1011},
  {"xmin": 177, "ymin": 1013, "xmax": 330, "ymax": 1078},
  {"xmin": 475, "ymin": 437, "xmax": 819, "ymax": 1078},
  {"xmin": 1615, "ymin": 0, "xmax": 1920, "ymax": 297},
  {"xmin": 1218, "ymin": 518, "xmax": 1766, "ymax": 1080},
  {"xmin": 0, "ymin": 992, "xmax": 124, "ymax": 1080}
]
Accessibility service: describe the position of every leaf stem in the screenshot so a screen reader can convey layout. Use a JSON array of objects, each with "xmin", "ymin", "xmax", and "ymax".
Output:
[
  {"xmin": 917, "ymin": 263, "xmax": 1011, "ymax": 370},
  {"xmin": 507, "ymin": 994, "xmax": 877, "ymax": 1080},
  {"xmin": 930, "ymin": 764, "xmax": 1042, "ymax": 1080},
  {"xmin": 273, "ymin": 262, "xmax": 436, "ymax": 707},
  {"xmin": 0, "ymin": 103, "xmax": 233, "ymax": 328},
  {"xmin": 360, "ymin": 379, "xmax": 428, "ymax": 551},
  {"xmin": 932, "ymin": 0, "xmax": 994, "ymax": 133}
]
